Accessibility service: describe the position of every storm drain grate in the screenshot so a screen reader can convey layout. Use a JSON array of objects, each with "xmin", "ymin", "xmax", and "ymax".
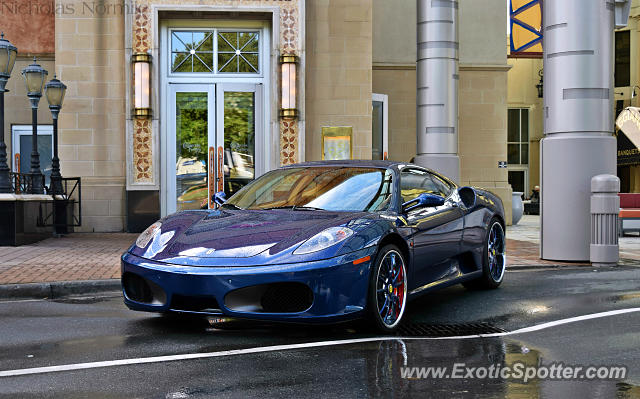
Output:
[{"xmin": 395, "ymin": 322, "xmax": 507, "ymax": 337}]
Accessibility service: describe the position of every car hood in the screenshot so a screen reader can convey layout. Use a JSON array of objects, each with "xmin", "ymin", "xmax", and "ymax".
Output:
[{"xmin": 140, "ymin": 209, "xmax": 365, "ymax": 262}]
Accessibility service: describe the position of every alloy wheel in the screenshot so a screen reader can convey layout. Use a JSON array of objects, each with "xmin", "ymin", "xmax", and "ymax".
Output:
[
  {"xmin": 487, "ymin": 222, "xmax": 506, "ymax": 283},
  {"xmin": 375, "ymin": 250, "xmax": 408, "ymax": 329}
]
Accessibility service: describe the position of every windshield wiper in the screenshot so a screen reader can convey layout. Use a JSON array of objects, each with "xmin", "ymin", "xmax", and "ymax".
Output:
[
  {"xmin": 220, "ymin": 203, "xmax": 243, "ymax": 210},
  {"xmin": 261, "ymin": 205, "xmax": 324, "ymax": 211}
]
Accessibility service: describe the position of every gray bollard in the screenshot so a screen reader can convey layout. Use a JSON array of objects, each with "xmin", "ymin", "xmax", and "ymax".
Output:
[{"xmin": 590, "ymin": 175, "xmax": 620, "ymax": 266}]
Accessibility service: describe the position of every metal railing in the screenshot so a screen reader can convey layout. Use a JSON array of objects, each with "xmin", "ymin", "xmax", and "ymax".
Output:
[
  {"xmin": 9, "ymin": 172, "xmax": 45, "ymax": 194},
  {"xmin": 38, "ymin": 177, "xmax": 82, "ymax": 229}
]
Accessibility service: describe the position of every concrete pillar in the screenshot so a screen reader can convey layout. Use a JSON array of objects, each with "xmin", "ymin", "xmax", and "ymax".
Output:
[
  {"xmin": 415, "ymin": 0, "xmax": 459, "ymax": 182},
  {"xmin": 540, "ymin": 0, "xmax": 630, "ymax": 261}
]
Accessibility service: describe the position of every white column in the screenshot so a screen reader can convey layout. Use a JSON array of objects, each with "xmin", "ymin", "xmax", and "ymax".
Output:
[
  {"xmin": 541, "ymin": 0, "xmax": 630, "ymax": 261},
  {"xmin": 415, "ymin": 0, "xmax": 459, "ymax": 182}
]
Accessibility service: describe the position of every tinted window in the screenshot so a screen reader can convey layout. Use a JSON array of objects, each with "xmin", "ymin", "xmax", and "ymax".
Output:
[
  {"xmin": 615, "ymin": 30, "xmax": 630, "ymax": 88},
  {"xmin": 400, "ymin": 169, "xmax": 450, "ymax": 202},
  {"xmin": 226, "ymin": 167, "xmax": 394, "ymax": 212}
]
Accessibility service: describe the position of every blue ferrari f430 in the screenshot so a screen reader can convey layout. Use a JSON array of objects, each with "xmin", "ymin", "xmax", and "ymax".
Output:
[{"xmin": 121, "ymin": 161, "xmax": 506, "ymax": 332}]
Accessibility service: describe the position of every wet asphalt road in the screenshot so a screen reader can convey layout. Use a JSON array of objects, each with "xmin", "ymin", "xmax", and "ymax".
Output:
[{"xmin": 1, "ymin": 265, "xmax": 640, "ymax": 398}]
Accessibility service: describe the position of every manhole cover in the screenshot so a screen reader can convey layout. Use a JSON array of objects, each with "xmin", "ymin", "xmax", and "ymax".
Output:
[{"xmin": 396, "ymin": 322, "xmax": 507, "ymax": 337}]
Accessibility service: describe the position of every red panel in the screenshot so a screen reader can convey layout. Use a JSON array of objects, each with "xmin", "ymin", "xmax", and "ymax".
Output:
[
  {"xmin": 217, "ymin": 147, "xmax": 224, "ymax": 193},
  {"xmin": 619, "ymin": 193, "xmax": 640, "ymax": 209},
  {"xmin": 619, "ymin": 209, "xmax": 640, "ymax": 218},
  {"xmin": 2, "ymin": 0, "xmax": 55, "ymax": 54}
]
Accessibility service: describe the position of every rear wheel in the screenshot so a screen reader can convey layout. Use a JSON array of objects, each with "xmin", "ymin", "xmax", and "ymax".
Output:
[
  {"xmin": 367, "ymin": 245, "xmax": 408, "ymax": 332},
  {"xmin": 463, "ymin": 218, "xmax": 506, "ymax": 290}
]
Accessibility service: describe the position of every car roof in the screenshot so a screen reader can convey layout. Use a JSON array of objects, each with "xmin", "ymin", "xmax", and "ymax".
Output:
[
  {"xmin": 281, "ymin": 160, "xmax": 458, "ymax": 188},
  {"xmin": 282, "ymin": 160, "xmax": 405, "ymax": 169}
]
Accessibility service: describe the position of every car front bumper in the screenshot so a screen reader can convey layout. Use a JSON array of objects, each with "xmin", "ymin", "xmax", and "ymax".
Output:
[{"xmin": 121, "ymin": 247, "xmax": 376, "ymax": 323}]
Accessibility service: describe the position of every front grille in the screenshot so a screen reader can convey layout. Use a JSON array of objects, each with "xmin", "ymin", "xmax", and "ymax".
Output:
[
  {"xmin": 122, "ymin": 272, "xmax": 153, "ymax": 303},
  {"xmin": 171, "ymin": 294, "xmax": 221, "ymax": 312},
  {"xmin": 396, "ymin": 322, "xmax": 507, "ymax": 337},
  {"xmin": 260, "ymin": 283, "xmax": 313, "ymax": 313}
]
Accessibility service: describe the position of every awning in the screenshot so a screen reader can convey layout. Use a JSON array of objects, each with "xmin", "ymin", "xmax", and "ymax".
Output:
[{"xmin": 615, "ymin": 107, "xmax": 640, "ymax": 166}]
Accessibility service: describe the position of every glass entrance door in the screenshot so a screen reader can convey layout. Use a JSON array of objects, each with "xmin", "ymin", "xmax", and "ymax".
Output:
[
  {"xmin": 168, "ymin": 85, "xmax": 213, "ymax": 213},
  {"xmin": 217, "ymin": 83, "xmax": 262, "ymax": 198},
  {"xmin": 166, "ymin": 83, "xmax": 261, "ymax": 215}
]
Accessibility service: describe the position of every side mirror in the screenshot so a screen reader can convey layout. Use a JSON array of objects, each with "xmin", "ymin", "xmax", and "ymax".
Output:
[
  {"xmin": 213, "ymin": 191, "xmax": 227, "ymax": 206},
  {"xmin": 402, "ymin": 193, "xmax": 445, "ymax": 213}
]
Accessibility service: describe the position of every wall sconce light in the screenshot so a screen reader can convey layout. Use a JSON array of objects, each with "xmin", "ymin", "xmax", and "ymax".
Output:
[
  {"xmin": 536, "ymin": 68, "xmax": 544, "ymax": 99},
  {"xmin": 132, "ymin": 52, "xmax": 151, "ymax": 119},
  {"xmin": 280, "ymin": 55, "xmax": 298, "ymax": 119}
]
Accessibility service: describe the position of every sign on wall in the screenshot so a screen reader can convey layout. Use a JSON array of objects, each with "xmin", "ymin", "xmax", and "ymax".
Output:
[{"xmin": 322, "ymin": 127, "xmax": 352, "ymax": 160}]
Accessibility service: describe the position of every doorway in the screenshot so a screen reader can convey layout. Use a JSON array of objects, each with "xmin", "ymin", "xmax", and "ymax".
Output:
[
  {"xmin": 167, "ymin": 83, "xmax": 262, "ymax": 214},
  {"xmin": 160, "ymin": 22, "xmax": 270, "ymax": 215}
]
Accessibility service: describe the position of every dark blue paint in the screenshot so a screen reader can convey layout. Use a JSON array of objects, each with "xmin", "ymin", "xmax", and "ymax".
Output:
[
  {"xmin": 402, "ymin": 193, "xmax": 446, "ymax": 212},
  {"xmin": 122, "ymin": 160, "xmax": 505, "ymax": 323}
]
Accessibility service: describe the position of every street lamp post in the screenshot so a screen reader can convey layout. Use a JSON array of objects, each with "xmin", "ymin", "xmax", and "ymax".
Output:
[
  {"xmin": 44, "ymin": 76, "xmax": 66, "ymax": 196},
  {"xmin": 21, "ymin": 57, "xmax": 48, "ymax": 194},
  {"xmin": 0, "ymin": 33, "xmax": 17, "ymax": 193}
]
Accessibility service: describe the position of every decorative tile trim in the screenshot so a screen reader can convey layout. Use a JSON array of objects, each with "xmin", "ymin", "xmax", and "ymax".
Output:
[
  {"xmin": 133, "ymin": 1, "xmax": 151, "ymax": 54},
  {"xmin": 278, "ymin": 3, "xmax": 300, "ymax": 164},
  {"xmin": 280, "ymin": 5, "xmax": 298, "ymax": 55},
  {"xmin": 133, "ymin": 119, "xmax": 153, "ymax": 182},
  {"xmin": 129, "ymin": 0, "xmax": 302, "ymax": 184},
  {"xmin": 280, "ymin": 120, "xmax": 298, "ymax": 165}
]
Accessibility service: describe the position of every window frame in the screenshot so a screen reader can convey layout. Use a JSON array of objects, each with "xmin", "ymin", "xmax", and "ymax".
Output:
[
  {"xmin": 398, "ymin": 167, "xmax": 454, "ymax": 204},
  {"xmin": 508, "ymin": 167, "xmax": 529, "ymax": 197},
  {"xmin": 507, "ymin": 108, "xmax": 530, "ymax": 167},
  {"xmin": 615, "ymin": 30, "xmax": 631, "ymax": 88},
  {"xmin": 372, "ymin": 93, "xmax": 388, "ymax": 160},
  {"xmin": 11, "ymin": 124, "xmax": 54, "ymax": 184},
  {"xmin": 168, "ymin": 26, "xmax": 264, "ymax": 78}
]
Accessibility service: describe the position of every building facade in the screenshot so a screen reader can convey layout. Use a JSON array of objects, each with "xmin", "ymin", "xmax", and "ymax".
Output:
[
  {"xmin": 507, "ymin": 0, "xmax": 640, "ymax": 196},
  {"xmin": 2, "ymin": 0, "xmax": 512, "ymax": 233}
]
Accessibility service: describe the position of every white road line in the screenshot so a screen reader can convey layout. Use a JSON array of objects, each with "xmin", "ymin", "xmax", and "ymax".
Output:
[{"xmin": 2, "ymin": 307, "xmax": 640, "ymax": 378}]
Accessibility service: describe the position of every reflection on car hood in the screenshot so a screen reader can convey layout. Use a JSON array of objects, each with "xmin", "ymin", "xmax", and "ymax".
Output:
[{"xmin": 163, "ymin": 209, "xmax": 355, "ymax": 258}]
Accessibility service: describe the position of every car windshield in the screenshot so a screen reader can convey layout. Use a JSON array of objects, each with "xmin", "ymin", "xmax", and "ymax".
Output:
[{"xmin": 225, "ymin": 167, "xmax": 394, "ymax": 212}]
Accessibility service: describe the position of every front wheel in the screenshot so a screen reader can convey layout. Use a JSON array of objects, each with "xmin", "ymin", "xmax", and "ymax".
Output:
[
  {"xmin": 464, "ymin": 217, "xmax": 506, "ymax": 290},
  {"xmin": 367, "ymin": 245, "xmax": 408, "ymax": 332}
]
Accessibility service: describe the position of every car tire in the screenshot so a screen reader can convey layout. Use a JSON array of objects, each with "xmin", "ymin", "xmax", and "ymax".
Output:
[
  {"xmin": 367, "ymin": 244, "xmax": 408, "ymax": 333},
  {"xmin": 463, "ymin": 217, "xmax": 506, "ymax": 290}
]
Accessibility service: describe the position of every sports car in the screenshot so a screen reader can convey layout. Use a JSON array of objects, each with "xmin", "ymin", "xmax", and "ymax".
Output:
[{"xmin": 121, "ymin": 160, "xmax": 506, "ymax": 332}]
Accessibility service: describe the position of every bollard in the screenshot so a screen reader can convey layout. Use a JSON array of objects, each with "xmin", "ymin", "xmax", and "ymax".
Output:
[{"xmin": 590, "ymin": 175, "xmax": 620, "ymax": 266}]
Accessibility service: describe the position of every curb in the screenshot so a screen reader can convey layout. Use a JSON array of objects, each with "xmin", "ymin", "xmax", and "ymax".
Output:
[{"xmin": 0, "ymin": 279, "xmax": 121, "ymax": 301}]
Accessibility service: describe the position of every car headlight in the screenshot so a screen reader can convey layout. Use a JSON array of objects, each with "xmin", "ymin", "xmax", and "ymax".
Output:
[
  {"xmin": 136, "ymin": 221, "xmax": 162, "ymax": 248},
  {"xmin": 293, "ymin": 226, "xmax": 354, "ymax": 255}
]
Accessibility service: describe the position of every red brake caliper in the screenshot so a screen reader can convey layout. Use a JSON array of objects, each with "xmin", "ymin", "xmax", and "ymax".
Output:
[{"xmin": 395, "ymin": 265, "xmax": 404, "ymax": 318}]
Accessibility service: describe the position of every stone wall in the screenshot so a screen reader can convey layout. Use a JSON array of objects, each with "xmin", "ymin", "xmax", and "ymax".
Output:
[
  {"xmin": 305, "ymin": 0, "xmax": 373, "ymax": 161},
  {"xmin": 459, "ymin": 67, "xmax": 512, "ymax": 224},
  {"xmin": 372, "ymin": 68, "xmax": 416, "ymax": 162},
  {"xmin": 55, "ymin": 2, "xmax": 127, "ymax": 232}
]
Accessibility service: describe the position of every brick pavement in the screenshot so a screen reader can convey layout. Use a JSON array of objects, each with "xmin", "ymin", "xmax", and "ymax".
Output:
[
  {"xmin": 0, "ymin": 217, "xmax": 637, "ymax": 286},
  {"xmin": 0, "ymin": 234, "xmax": 137, "ymax": 285}
]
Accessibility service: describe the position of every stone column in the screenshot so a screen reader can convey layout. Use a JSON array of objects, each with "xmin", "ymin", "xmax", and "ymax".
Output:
[
  {"xmin": 541, "ymin": 0, "xmax": 630, "ymax": 261},
  {"xmin": 415, "ymin": 0, "xmax": 459, "ymax": 182}
]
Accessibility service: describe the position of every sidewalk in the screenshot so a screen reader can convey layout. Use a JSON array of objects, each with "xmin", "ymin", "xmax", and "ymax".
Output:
[
  {"xmin": 0, "ymin": 233, "xmax": 136, "ymax": 284},
  {"xmin": 0, "ymin": 216, "xmax": 637, "ymax": 298},
  {"xmin": 507, "ymin": 215, "xmax": 640, "ymax": 266}
]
